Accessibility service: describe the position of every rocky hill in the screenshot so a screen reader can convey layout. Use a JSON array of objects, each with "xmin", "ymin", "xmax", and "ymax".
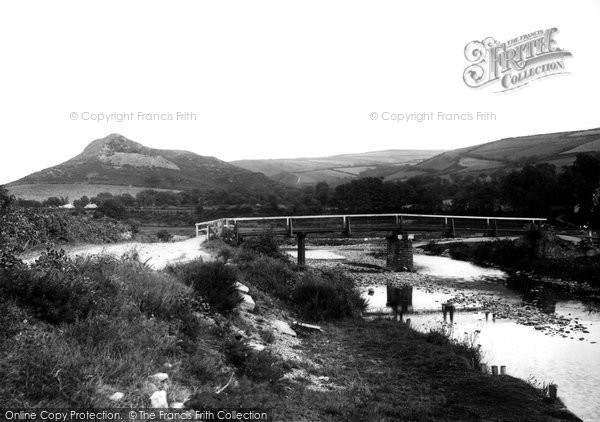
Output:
[{"xmin": 8, "ymin": 134, "xmax": 288, "ymax": 201}]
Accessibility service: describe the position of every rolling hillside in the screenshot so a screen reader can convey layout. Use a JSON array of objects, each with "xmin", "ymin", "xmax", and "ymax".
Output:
[
  {"xmin": 379, "ymin": 127, "xmax": 600, "ymax": 181},
  {"xmin": 8, "ymin": 134, "xmax": 288, "ymax": 201},
  {"xmin": 231, "ymin": 149, "xmax": 443, "ymax": 186}
]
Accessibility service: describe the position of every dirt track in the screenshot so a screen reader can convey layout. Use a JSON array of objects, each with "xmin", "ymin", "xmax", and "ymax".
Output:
[{"xmin": 21, "ymin": 235, "xmax": 210, "ymax": 269}]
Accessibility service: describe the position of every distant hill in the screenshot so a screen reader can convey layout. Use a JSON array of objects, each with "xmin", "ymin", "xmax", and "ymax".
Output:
[
  {"xmin": 231, "ymin": 149, "xmax": 444, "ymax": 186},
  {"xmin": 8, "ymin": 134, "xmax": 287, "ymax": 201},
  {"xmin": 375, "ymin": 127, "xmax": 600, "ymax": 181}
]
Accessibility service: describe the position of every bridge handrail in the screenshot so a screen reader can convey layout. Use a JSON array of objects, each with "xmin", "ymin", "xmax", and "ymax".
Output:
[
  {"xmin": 195, "ymin": 213, "xmax": 547, "ymax": 239},
  {"xmin": 224, "ymin": 213, "xmax": 546, "ymax": 223}
]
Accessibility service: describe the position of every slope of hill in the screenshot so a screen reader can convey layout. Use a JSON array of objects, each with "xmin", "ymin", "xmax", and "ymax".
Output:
[
  {"xmin": 380, "ymin": 127, "xmax": 600, "ymax": 181},
  {"xmin": 8, "ymin": 134, "xmax": 287, "ymax": 201},
  {"xmin": 231, "ymin": 149, "xmax": 443, "ymax": 186}
]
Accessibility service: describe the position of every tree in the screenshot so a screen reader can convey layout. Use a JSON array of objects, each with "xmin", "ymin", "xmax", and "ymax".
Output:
[
  {"xmin": 99, "ymin": 198, "xmax": 126, "ymax": 219},
  {"xmin": 73, "ymin": 195, "xmax": 90, "ymax": 208},
  {"xmin": 315, "ymin": 182, "xmax": 330, "ymax": 206},
  {"xmin": 0, "ymin": 185, "xmax": 14, "ymax": 213},
  {"xmin": 43, "ymin": 196, "xmax": 68, "ymax": 207}
]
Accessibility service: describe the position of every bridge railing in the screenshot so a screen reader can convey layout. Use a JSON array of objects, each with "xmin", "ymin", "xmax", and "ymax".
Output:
[{"xmin": 196, "ymin": 213, "xmax": 547, "ymax": 239}]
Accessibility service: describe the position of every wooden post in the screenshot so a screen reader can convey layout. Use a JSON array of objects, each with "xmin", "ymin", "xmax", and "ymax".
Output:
[
  {"xmin": 485, "ymin": 311, "xmax": 489, "ymax": 321},
  {"xmin": 493, "ymin": 219, "xmax": 498, "ymax": 237},
  {"xmin": 287, "ymin": 218, "xmax": 293, "ymax": 237},
  {"xmin": 500, "ymin": 366, "xmax": 506, "ymax": 375},
  {"xmin": 549, "ymin": 384, "xmax": 558, "ymax": 400},
  {"xmin": 480, "ymin": 363, "xmax": 487, "ymax": 374},
  {"xmin": 406, "ymin": 318, "xmax": 411, "ymax": 328},
  {"xmin": 346, "ymin": 217, "xmax": 352, "ymax": 236},
  {"xmin": 491, "ymin": 365, "xmax": 498, "ymax": 376},
  {"xmin": 451, "ymin": 218, "xmax": 456, "ymax": 237},
  {"xmin": 297, "ymin": 232, "xmax": 306, "ymax": 265},
  {"xmin": 442, "ymin": 303, "xmax": 447, "ymax": 321}
]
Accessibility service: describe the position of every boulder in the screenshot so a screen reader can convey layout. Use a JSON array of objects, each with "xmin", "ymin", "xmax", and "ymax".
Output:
[
  {"xmin": 150, "ymin": 390, "xmax": 168, "ymax": 408},
  {"xmin": 270, "ymin": 320, "xmax": 297, "ymax": 337},
  {"xmin": 234, "ymin": 282, "xmax": 250, "ymax": 293},
  {"xmin": 171, "ymin": 402, "xmax": 185, "ymax": 409},
  {"xmin": 239, "ymin": 294, "xmax": 255, "ymax": 312}
]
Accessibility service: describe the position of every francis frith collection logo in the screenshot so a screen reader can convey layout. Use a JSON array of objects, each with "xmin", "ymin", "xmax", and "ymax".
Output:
[{"xmin": 463, "ymin": 28, "xmax": 572, "ymax": 92}]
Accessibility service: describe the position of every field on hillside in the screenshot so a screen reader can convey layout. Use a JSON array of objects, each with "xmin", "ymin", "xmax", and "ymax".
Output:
[{"xmin": 8, "ymin": 184, "xmax": 179, "ymax": 202}]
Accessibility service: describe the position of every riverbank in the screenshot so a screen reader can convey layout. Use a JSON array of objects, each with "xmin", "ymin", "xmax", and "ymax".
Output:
[
  {"xmin": 420, "ymin": 238, "xmax": 600, "ymax": 295},
  {"xmin": 0, "ymin": 236, "xmax": 583, "ymax": 420},
  {"xmin": 203, "ymin": 238, "xmax": 582, "ymax": 421}
]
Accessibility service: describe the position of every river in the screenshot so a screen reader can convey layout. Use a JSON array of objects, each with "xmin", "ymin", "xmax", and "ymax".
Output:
[{"xmin": 361, "ymin": 254, "xmax": 600, "ymax": 421}]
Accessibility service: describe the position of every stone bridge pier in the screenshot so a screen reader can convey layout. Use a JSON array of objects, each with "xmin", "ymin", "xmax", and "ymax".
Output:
[{"xmin": 386, "ymin": 233, "xmax": 414, "ymax": 272}]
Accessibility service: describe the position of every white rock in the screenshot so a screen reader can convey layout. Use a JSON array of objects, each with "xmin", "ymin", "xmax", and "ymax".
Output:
[
  {"xmin": 239, "ymin": 294, "xmax": 255, "ymax": 312},
  {"xmin": 271, "ymin": 320, "xmax": 297, "ymax": 337},
  {"xmin": 109, "ymin": 392, "xmax": 124, "ymax": 401},
  {"xmin": 150, "ymin": 372, "xmax": 169, "ymax": 383},
  {"xmin": 234, "ymin": 282, "xmax": 250, "ymax": 293},
  {"xmin": 171, "ymin": 402, "xmax": 185, "ymax": 409},
  {"xmin": 150, "ymin": 390, "xmax": 169, "ymax": 408},
  {"xmin": 248, "ymin": 341, "xmax": 266, "ymax": 351}
]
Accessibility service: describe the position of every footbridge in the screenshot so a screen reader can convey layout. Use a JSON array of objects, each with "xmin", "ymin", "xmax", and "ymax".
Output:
[{"xmin": 196, "ymin": 213, "xmax": 546, "ymax": 270}]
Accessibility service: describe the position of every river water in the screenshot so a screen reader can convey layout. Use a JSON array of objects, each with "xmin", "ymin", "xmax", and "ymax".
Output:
[{"xmin": 363, "ymin": 254, "xmax": 600, "ymax": 421}]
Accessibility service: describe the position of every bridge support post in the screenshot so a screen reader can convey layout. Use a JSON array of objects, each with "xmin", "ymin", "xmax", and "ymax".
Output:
[
  {"xmin": 297, "ymin": 232, "xmax": 306, "ymax": 266},
  {"xmin": 386, "ymin": 233, "xmax": 413, "ymax": 272}
]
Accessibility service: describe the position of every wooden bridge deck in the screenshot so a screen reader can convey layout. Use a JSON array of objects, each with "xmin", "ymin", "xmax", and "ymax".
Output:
[{"xmin": 195, "ymin": 213, "xmax": 547, "ymax": 240}]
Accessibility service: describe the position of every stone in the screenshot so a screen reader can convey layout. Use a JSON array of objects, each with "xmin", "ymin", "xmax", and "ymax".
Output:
[
  {"xmin": 171, "ymin": 402, "xmax": 185, "ymax": 409},
  {"xmin": 109, "ymin": 392, "xmax": 124, "ymax": 401},
  {"xmin": 150, "ymin": 373, "xmax": 169, "ymax": 383},
  {"xmin": 150, "ymin": 390, "xmax": 168, "ymax": 408},
  {"xmin": 293, "ymin": 321, "xmax": 323, "ymax": 333},
  {"xmin": 271, "ymin": 320, "xmax": 297, "ymax": 337},
  {"xmin": 239, "ymin": 294, "xmax": 255, "ymax": 312},
  {"xmin": 234, "ymin": 282, "xmax": 250, "ymax": 293},
  {"xmin": 248, "ymin": 341, "xmax": 266, "ymax": 351}
]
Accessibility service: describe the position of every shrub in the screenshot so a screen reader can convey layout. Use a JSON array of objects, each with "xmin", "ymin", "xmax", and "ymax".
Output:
[
  {"xmin": 156, "ymin": 230, "xmax": 173, "ymax": 242},
  {"xmin": 292, "ymin": 270, "xmax": 367, "ymax": 321},
  {"xmin": 0, "ymin": 207, "xmax": 130, "ymax": 252},
  {"xmin": 0, "ymin": 252, "xmax": 98, "ymax": 325},
  {"xmin": 242, "ymin": 231, "xmax": 284, "ymax": 259},
  {"xmin": 167, "ymin": 260, "xmax": 242, "ymax": 313},
  {"xmin": 240, "ymin": 255, "xmax": 296, "ymax": 300}
]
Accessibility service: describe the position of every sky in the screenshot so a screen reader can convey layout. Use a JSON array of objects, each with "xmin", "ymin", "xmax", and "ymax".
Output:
[{"xmin": 1, "ymin": 0, "xmax": 599, "ymax": 184}]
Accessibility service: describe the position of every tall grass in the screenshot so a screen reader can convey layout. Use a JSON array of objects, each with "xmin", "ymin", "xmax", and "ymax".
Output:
[
  {"xmin": 292, "ymin": 270, "xmax": 367, "ymax": 321},
  {"xmin": 0, "ymin": 250, "xmax": 230, "ymax": 407}
]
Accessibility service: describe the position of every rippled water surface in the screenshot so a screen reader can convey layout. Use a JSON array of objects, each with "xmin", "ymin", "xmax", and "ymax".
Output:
[{"xmin": 362, "ymin": 255, "xmax": 600, "ymax": 421}]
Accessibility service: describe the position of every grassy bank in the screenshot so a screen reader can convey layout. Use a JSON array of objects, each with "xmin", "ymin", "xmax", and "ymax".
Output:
[
  {"xmin": 0, "ymin": 235, "xmax": 581, "ymax": 421},
  {"xmin": 422, "ymin": 239, "xmax": 600, "ymax": 289}
]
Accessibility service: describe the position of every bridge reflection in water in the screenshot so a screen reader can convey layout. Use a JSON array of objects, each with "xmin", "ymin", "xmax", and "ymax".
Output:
[{"xmin": 385, "ymin": 285, "xmax": 414, "ymax": 321}]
